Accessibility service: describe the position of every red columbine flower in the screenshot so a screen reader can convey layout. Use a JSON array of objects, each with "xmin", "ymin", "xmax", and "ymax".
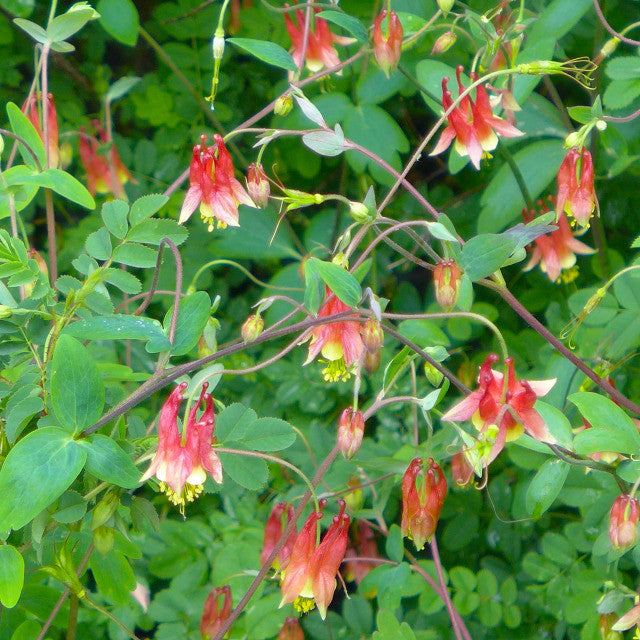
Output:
[
  {"xmin": 278, "ymin": 617, "xmax": 304, "ymax": 640},
  {"xmin": 433, "ymin": 259, "xmax": 462, "ymax": 310},
  {"xmin": 430, "ymin": 66, "xmax": 523, "ymax": 169},
  {"xmin": 246, "ymin": 162, "xmax": 270, "ymax": 208},
  {"xmin": 305, "ymin": 287, "xmax": 364, "ymax": 382},
  {"xmin": 372, "ymin": 10, "xmax": 403, "ymax": 77},
  {"xmin": 442, "ymin": 355, "xmax": 556, "ymax": 466},
  {"xmin": 361, "ymin": 318, "xmax": 383, "ymax": 354},
  {"xmin": 23, "ymin": 92, "xmax": 59, "ymax": 168},
  {"xmin": 338, "ymin": 408, "xmax": 365, "ymax": 459},
  {"xmin": 261, "ymin": 502, "xmax": 297, "ymax": 571},
  {"xmin": 522, "ymin": 198, "xmax": 594, "ymax": 283},
  {"xmin": 556, "ymin": 146, "xmax": 598, "ymax": 229},
  {"xmin": 200, "ymin": 585, "xmax": 232, "ymax": 640},
  {"xmin": 280, "ymin": 499, "xmax": 350, "ymax": 619},
  {"xmin": 451, "ymin": 451, "xmax": 474, "ymax": 488},
  {"xmin": 284, "ymin": 7, "xmax": 352, "ymax": 73},
  {"xmin": 140, "ymin": 382, "xmax": 223, "ymax": 512},
  {"xmin": 609, "ymin": 495, "xmax": 640, "ymax": 551},
  {"xmin": 401, "ymin": 457, "xmax": 447, "ymax": 551},
  {"xmin": 179, "ymin": 134, "xmax": 255, "ymax": 230}
]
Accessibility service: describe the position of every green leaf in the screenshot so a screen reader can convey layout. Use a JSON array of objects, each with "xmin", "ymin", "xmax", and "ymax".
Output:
[
  {"xmin": 344, "ymin": 596, "xmax": 374, "ymax": 635},
  {"xmin": 6, "ymin": 102, "xmax": 46, "ymax": 169},
  {"xmin": 373, "ymin": 609, "xmax": 416, "ymax": 640},
  {"xmin": 459, "ymin": 234, "xmax": 517, "ymax": 281},
  {"xmin": 216, "ymin": 403, "xmax": 258, "ymax": 442},
  {"xmin": 238, "ymin": 417, "xmax": 296, "ymax": 451},
  {"xmin": 103, "ymin": 268, "xmax": 141, "ymax": 294},
  {"xmin": 385, "ymin": 524, "xmax": 404, "ymax": 563},
  {"xmin": 603, "ymin": 78, "xmax": 640, "ymax": 111},
  {"xmin": 106, "ymin": 76, "xmax": 141, "ymax": 103},
  {"xmin": 101, "ymin": 200, "xmax": 129, "ymax": 239},
  {"xmin": 12, "ymin": 18, "xmax": 47, "ymax": 44},
  {"xmin": 307, "ymin": 257, "xmax": 362, "ymax": 307},
  {"xmin": 46, "ymin": 6, "xmax": 97, "ymax": 43},
  {"xmin": 51, "ymin": 335, "xmax": 105, "ymax": 434},
  {"xmin": 450, "ymin": 566, "xmax": 476, "ymax": 592},
  {"xmin": 127, "ymin": 218, "xmax": 188, "ymax": 246},
  {"xmin": 89, "ymin": 549, "xmax": 135, "ymax": 605},
  {"xmin": 79, "ymin": 435, "xmax": 140, "ymax": 488},
  {"xmin": 97, "ymin": 0, "xmax": 139, "ymax": 46},
  {"xmin": 164, "ymin": 291, "xmax": 211, "ymax": 356},
  {"xmin": 128, "ymin": 193, "xmax": 169, "ymax": 225},
  {"xmin": 19, "ymin": 169, "xmax": 94, "ymax": 209},
  {"xmin": 571, "ymin": 392, "xmax": 640, "ymax": 455},
  {"xmin": 219, "ymin": 450, "xmax": 269, "ymax": 490},
  {"xmin": 316, "ymin": 10, "xmax": 367, "ymax": 41},
  {"xmin": 64, "ymin": 315, "xmax": 171, "ymax": 352},
  {"xmin": 567, "ymin": 105, "xmax": 595, "ymax": 125},
  {"xmin": 525, "ymin": 458, "xmax": 569, "ymax": 519},
  {"xmin": 304, "ymin": 260, "xmax": 324, "ymax": 315},
  {"xmin": 227, "ymin": 37, "xmax": 296, "ymax": 71},
  {"xmin": 302, "ymin": 130, "xmax": 346, "ymax": 157},
  {"xmin": 0, "ymin": 427, "xmax": 87, "ymax": 531},
  {"xmin": 85, "ymin": 227, "xmax": 112, "ymax": 260},
  {"xmin": 478, "ymin": 140, "xmax": 565, "ymax": 233},
  {"xmin": 606, "ymin": 56, "xmax": 640, "ymax": 81},
  {"xmin": 113, "ymin": 243, "xmax": 159, "ymax": 268},
  {"xmin": 51, "ymin": 490, "xmax": 87, "ymax": 524},
  {"xmin": 0, "ymin": 546, "xmax": 24, "ymax": 608}
]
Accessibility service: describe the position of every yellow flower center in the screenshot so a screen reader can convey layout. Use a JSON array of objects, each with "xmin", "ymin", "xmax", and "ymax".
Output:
[
  {"xmin": 294, "ymin": 596, "xmax": 316, "ymax": 614},
  {"xmin": 200, "ymin": 213, "xmax": 227, "ymax": 232},
  {"xmin": 159, "ymin": 481, "xmax": 204, "ymax": 515},
  {"xmin": 321, "ymin": 358, "xmax": 351, "ymax": 382},
  {"xmin": 559, "ymin": 265, "xmax": 579, "ymax": 284}
]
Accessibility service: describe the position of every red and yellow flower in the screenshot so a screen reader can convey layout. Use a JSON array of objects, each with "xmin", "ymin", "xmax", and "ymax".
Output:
[
  {"xmin": 372, "ymin": 10, "xmax": 403, "ymax": 77},
  {"xmin": 140, "ymin": 382, "xmax": 223, "ymax": 511},
  {"xmin": 200, "ymin": 585, "xmax": 232, "ymax": 640},
  {"xmin": 556, "ymin": 146, "xmax": 598, "ymax": 229},
  {"xmin": 261, "ymin": 501, "xmax": 297, "ymax": 571},
  {"xmin": 609, "ymin": 495, "xmax": 640, "ymax": 551},
  {"xmin": 430, "ymin": 66, "xmax": 523, "ymax": 169}
]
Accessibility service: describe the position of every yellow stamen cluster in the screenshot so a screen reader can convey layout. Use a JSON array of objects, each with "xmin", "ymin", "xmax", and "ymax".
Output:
[
  {"xmin": 321, "ymin": 359, "xmax": 351, "ymax": 383},
  {"xmin": 294, "ymin": 596, "xmax": 316, "ymax": 614},
  {"xmin": 159, "ymin": 481, "xmax": 204, "ymax": 515},
  {"xmin": 559, "ymin": 265, "xmax": 579, "ymax": 284},
  {"xmin": 201, "ymin": 213, "xmax": 227, "ymax": 232}
]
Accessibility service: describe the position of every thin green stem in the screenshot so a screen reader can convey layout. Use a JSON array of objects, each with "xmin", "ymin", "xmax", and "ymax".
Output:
[{"xmin": 498, "ymin": 142, "xmax": 535, "ymax": 211}]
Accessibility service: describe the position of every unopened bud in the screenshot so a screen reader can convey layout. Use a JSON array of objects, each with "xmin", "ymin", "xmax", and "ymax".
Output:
[
  {"xmin": 213, "ymin": 35, "xmax": 225, "ymax": 60},
  {"xmin": 93, "ymin": 525, "xmax": 115, "ymax": 556},
  {"xmin": 451, "ymin": 451, "xmax": 474, "ymax": 488},
  {"xmin": 344, "ymin": 476, "xmax": 364, "ymax": 512},
  {"xmin": 436, "ymin": 0, "xmax": 454, "ymax": 14},
  {"xmin": 246, "ymin": 163, "xmax": 270, "ymax": 208},
  {"xmin": 349, "ymin": 200, "xmax": 372, "ymax": 223},
  {"xmin": 274, "ymin": 94, "xmax": 293, "ymax": 116},
  {"xmin": 609, "ymin": 495, "xmax": 639, "ymax": 550},
  {"xmin": 373, "ymin": 10, "xmax": 403, "ymax": 77},
  {"xmin": 0, "ymin": 134, "xmax": 4, "ymax": 155},
  {"xmin": 564, "ymin": 131, "xmax": 581, "ymax": 149},
  {"xmin": 241, "ymin": 313, "xmax": 264, "ymax": 343},
  {"xmin": 58, "ymin": 140, "xmax": 73, "ymax": 169},
  {"xmin": 433, "ymin": 259, "xmax": 462, "ymax": 310},
  {"xmin": 364, "ymin": 350, "xmax": 380, "ymax": 374},
  {"xmin": 338, "ymin": 408, "xmax": 365, "ymax": 459},
  {"xmin": 0, "ymin": 305, "xmax": 12, "ymax": 319},
  {"xmin": 431, "ymin": 30, "xmax": 457, "ymax": 55},
  {"xmin": 424, "ymin": 361, "xmax": 443, "ymax": 387},
  {"xmin": 278, "ymin": 616, "xmax": 304, "ymax": 640},
  {"xmin": 596, "ymin": 119, "xmax": 607, "ymax": 132},
  {"xmin": 92, "ymin": 490, "xmax": 120, "ymax": 530},
  {"xmin": 361, "ymin": 318, "xmax": 383, "ymax": 354}
]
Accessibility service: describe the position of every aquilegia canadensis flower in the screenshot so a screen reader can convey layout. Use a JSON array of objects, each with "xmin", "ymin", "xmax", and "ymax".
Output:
[
  {"xmin": 372, "ymin": 9, "xmax": 403, "ymax": 77},
  {"xmin": 556, "ymin": 146, "xmax": 598, "ymax": 229},
  {"xmin": 200, "ymin": 585, "xmax": 231, "ymax": 639}
]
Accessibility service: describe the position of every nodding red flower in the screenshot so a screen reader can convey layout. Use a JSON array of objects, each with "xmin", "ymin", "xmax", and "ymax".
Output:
[
  {"xmin": 200, "ymin": 585, "xmax": 232, "ymax": 640},
  {"xmin": 609, "ymin": 495, "xmax": 640, "ymax": 551},
  {"xmin": 430, "ymin": 66, "xmax": 523, "ymax": 169},
  {"xmin": 140, "ymin": 382, "xmax": 223, "ymax": 512},
  {"xmin": 79, "ymin": 121, "xmax": 134, "ymax": 198},
  {"xmin": 373, "ymin": 10, "xmax": 403, "ymax": 77},
  {"xmin": 179, "ymin": 134, "xmax": 255, "ymax": 231},
  {"xmin": 401, "ymin": 458, "xmax": 447, "ymax": 550},
  {"xmin": 278, "ymin": 617, "xmax": 305, "ymax": 640},
  {"xmin": 556, "ymin": 146, "xmax": 598, "ymax": 229},
  {"xmin": 522, "ymin": 197, "xmax": 595, "ymax": 283},
  {"xmin": 442, "ymin": 355, "xmax": 556, "ymax": 466},
  {"xmin": 433, "ymin": 259, "xmax": 462, "ymax": 310},
  {"xmin": 337, "ymin": 408, "xmax": 365, "ymax": 459},
  {"xmin": 23, "ymin": 92, "xmax": 59, "ymax": 168},
  {"xmin": 261, "ymin": 502, "xmax": 297, "ymax": 571},
  {"xmin": 343, "ymin": 520, "xmax": 381, "ymax": 584},
  {"xmin": 246, "ymin": 162, "xmax": 270, "ymax": 208},
  {"xmin": 451, "ymin": 451, "xmax": 474, "ymax": 488},
  {"xmin": 280, "ymin": 499, "xmax": 350, "ymax": 619},
  {"xmin": 284, "ymin": 7, "xmax": 352, "ymax": 73},
  {"xmin": 305, "ymin": 286, "xmax": 364, "ymax": 383},
  {"xmin": 361, "ymin": 318, "xmax": 383, "ymax": 354}
]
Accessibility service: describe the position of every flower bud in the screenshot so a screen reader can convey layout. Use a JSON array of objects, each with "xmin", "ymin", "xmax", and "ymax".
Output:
[
  {"xmin": 338, "ymin": 408, "xmax": 365, "ymax": 459},
  {"xmin": 433, "ymin": 259, "xmax": 462, "ymax": 310},
  {"xmin": 278, "ymin": 617, "xmax": 304, "ymax": 640},
  {"xmin": 91, "ymin": 489, "xmax": 120, "ymax": 530},
  {"xmin": 241, "ymin": 313, "xmax": 264, "ymax": 343},
  {"xmin": 609, "ymin": 495, "xmax": 639, "ymax": 550},
  {"xmin": 0, "ymin": 305, "xmax": 12, "ymax": 319},
  {"xmin": 373, "ymin": 10, "xmax": 403, "ymax": 77},
  {"xmin": 93, "ymin": 525, "xmax": 115, "ymax": 556},
  {"xmin": 201, "ymin": 586, "xmax": 232, "ymax": 640},
  {"xmin": 451, "ymin": 451, "xmax": 474, "ymax": 488},
  {"xmin": 436, "ymin": 0, "xmax": 454, "ymax": 14},
  {"xmin": 349, "ymin": 200, "xmax": 372, "ymax": 223},
  {"xmin": 212, "ymin": 35, "xmax": 225, "ymax": 60},
  {"xmin": 563, "ymin": 131, "xmax": 581, "ymax": 149},
  {"xmin": 246, "ymin": 163, "xmax": 270, "ymax": 208},
  {"xmin": 364, "ymin": 350, "xmax": 380, "ymax": 374},
  {"xmin": 344, "ymin": 476, "xmax": 364, "ymax": 512},
  {"xmin": 274, "ymin": 94, "xmax": 293, "ymax": 116},
  {"xmin": 361, "ymin": 318, "xmax": 383, "ymax": 354},
  {"xmin": 431, "ymin": 30, "xmax": 457, "ymax": 55}
]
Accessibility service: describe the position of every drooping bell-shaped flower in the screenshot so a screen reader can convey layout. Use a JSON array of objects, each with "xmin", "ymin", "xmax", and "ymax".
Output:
[
  {"xmin": 609, "ymin": 495, "xmax": 640, "ymax": 551},
  {"xmin": 430, "ymin": 66, "xmax": 523, "ymax": 169},
  {"xmin": 23, "ymin": 92, "xmax": 59, "ymax": 168},
  {"xmin": 361, "ymin": 318, "xmax": 383, "ymax": 354},
  {"xmin": 372, "ymin": 10, "xmax": 403, "ymax": 77},
  {"xmin": 337, "ymin": 408, "xmax": 365, "ymax": 459},
  {"xmin": 522, "ymin": 198, "xmax": 595, "ymax": 283},
  {"xmin": 556, "ymin": 146, "xmax": 598, "ymax": 229},
  {"xmin": 140, "ymin": 382, "xmax": 223, "ymax": 512},
  {"xmin": 246, "ymin": 162, "xmax": 270, "ymax": 208},
  {"xmin": 179, "ymin": 134, "xmax": 255, "ymax": 230},
  {"xmin": 200, "ymin": 585, "xmax": 232, "ymax": 640},
  {"xmin": 433, "ymin": 259, "xmax": 462, "ymax": 310},
  {"xmin": 261, "ymin": 501, "xmax": 297, "ymax": 571},
  {"xmin": 278, "ymin": 617, "xmax": 305, "ymax": 640},
  {"xmin": 305, "ymin": 286, "xmax": 364, "ymax": 382},
  {"xmin": 442, "ymin": 355, "xmax": 556, "ymax": 466},
  {"xmin": 280, "ymin": 499, "xmax": 350, "ymax": 619},
  {"xmin": 451, "ymin": 451, "xmax": 474, "ymax": 488},
  {"xmin": 401, "ymin": 457, "xmax": 447, "ymax": 550}
]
